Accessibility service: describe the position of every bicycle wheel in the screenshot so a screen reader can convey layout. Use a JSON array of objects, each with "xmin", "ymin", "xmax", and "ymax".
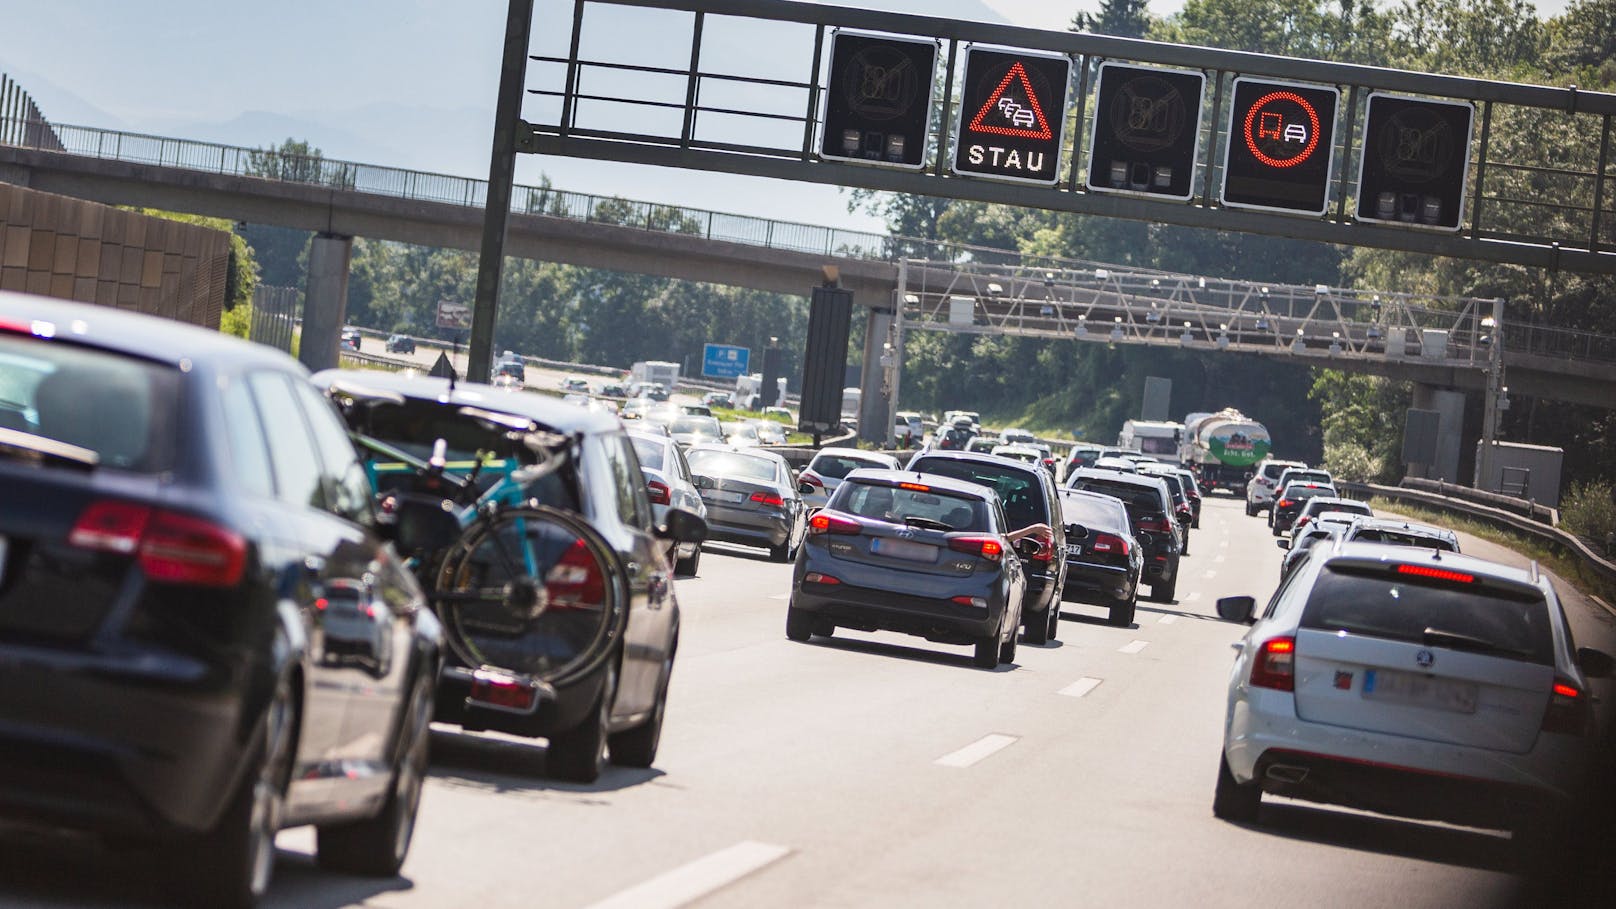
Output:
[{"xmin": 431, "ymin": 505, "xmax": 627, "ymax": 686}]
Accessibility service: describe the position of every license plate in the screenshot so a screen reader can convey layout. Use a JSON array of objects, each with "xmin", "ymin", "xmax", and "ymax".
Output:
[
  {"xmin": 704, "ymin": 490, "xmax": 745, "ymax": 504},
  {"xmin": 869, "ymin": 537, "xmax": 939, "ymax": 563},
  {"xmin": 1066, "ymin": 544, "xmax": 1083, "ymax": 557},
  {"xmin": 1362, "ymin": 669, "xmax": 1478, "ymax": 714}
]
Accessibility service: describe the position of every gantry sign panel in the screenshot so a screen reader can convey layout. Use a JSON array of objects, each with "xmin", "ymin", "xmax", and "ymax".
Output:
[
  {"xmin": 1086, "ymin": 63, "xmax": 1205, "ymax": 201},
  {"xmin": 820, "ymin": 31, "xmax": 939, "ymax": 169},
  {"xmin": 1221, "ymin": 78, "xmax": 1341, "ymax": 216},
  {"xmin": 1354, "ymin": 93, "xmax": 1475, "ymax": 231},
  {"xmin": 950, "ymin": 47, "xmax": 1072, "ymax": 186}
]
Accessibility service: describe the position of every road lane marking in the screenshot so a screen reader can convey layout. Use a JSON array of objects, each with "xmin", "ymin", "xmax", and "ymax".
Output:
[
  {"xmin": 768, "ymin": 593, "xmax": 790, "ymax": 600},
  {"xmin": 934, "ymin": 734, "xmax": 1019, "ymax": 768},
  {"xmin": 584, "ymin": 841, "xmax": 792, "ymax": 909},
  {"xmin": 1059, "ymin": 677, "xmax": 1103, "ymax": 698},
  {"xmin": 1119, "ymin": 639, "xmax": 1149, "ymax": 654},
  {"xmin": 1158, "ymin": 614, "xmax": 1179, "ymax": 625},
  {"xmin": 1213, "ymin": 554, "xmax": 1226, "ymax": 563},
  {"xmin": 1185, "ymin": 591, "xmax": 1202, "ymax": 602},
  {"xmin": 1202, "ymin": 570, "xmax": 1217, "ymax": 579},
  {"xmin": 1220, "ymin": 538, "xmax": 1229, "ymax": 547}
]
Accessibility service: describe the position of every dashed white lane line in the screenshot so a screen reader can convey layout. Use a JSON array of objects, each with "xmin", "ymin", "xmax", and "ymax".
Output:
[
  {"xmin": 1119, "ymin": 639, "xmax": 1149, "ymax": 654},
  {"xmin": 1059, "ymin": 677, "xmax": 1103, "ymax": 698},
  {"xmin": 1158, "ymin": 614, "xmax": 1179, "ymax": 625},
  {"xmin": 584, "ymin": 841, "xmax": 793, "ymax": 909},
  {"xmin": 1213, "ymin": 554, "xmax": 1226, "ymax": 563},
  {"xmin": 934, "ymin": 733, "xmax": 1019, "ymax": 768},
  {"xmin": 768, "ymin": 593, "xmax": 790, "ymax": 600},
  {"xmin": 1202, "ymin": 570, "xmax": 1218, "ymax": 579},
  {"xmin": 1219, "ymin": 538, "xmax": 1229, "ymax": 548},
  {"xmin": 1185, "ymin": 591, "xmax": 1202, "ymax": 602}
]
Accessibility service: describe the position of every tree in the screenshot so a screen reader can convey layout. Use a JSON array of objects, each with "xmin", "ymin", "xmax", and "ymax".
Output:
[
  {"xmin": 1072, "ymin": 0, "xmax": 1152, "ymax": 39},
  {"xmin": 245, "ymin": 138, "xmax": 356, "ymax": 189}
]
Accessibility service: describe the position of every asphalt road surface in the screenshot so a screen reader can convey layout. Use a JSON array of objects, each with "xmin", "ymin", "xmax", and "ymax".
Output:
[{"xmin": 2, "ymin": 496, "xmax": 1612, "ymax": 908}]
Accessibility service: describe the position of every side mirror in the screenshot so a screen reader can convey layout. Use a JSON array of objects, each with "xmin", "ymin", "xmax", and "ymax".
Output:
[
  {"xmin": 798, "ymin": 482, "xmax": 816, "ymax": 495},
  {"xmin": 691, "ymin": 474, "xmax": 716, "ymax": 490},
  {"xmin": 657, "ymin": 507, "xmax": 709, "ymax": 545},
  {"xmin": 1216, "ymin": 595, "xmax": 1257, "ymax": 625},
  {"xmin": 1578, "ymin": 646, "xmax": 1616, "ymax": 679},
  {"xmin": 1014, "ymin": 537, "xmax": 1044, "ymax": 559},
  {"xmin": 1275, "ymin": 538, "xmax": 1290, "ymax": 551}
]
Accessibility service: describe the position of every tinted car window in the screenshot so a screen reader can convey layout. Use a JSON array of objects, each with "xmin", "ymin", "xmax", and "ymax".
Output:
[
  {"xmin": 1350, "ymin": 528, "xmax": 1458, "ymax": 551},
  {"xmin": 809, "ymin": 454, "xmax": 885, "ymax": 480},
  {"xmin": 1059, "ymin": 494, "xmax": 1123, "ymax": 528},
  {"xmin": 1281, "ymin": 484, "xmax": 1329, "ymax": 501},
  {"xmin": 1302, "ymin": 566, "xmax": 1553, "ymax": 664},
  {"xmin": 0, "ymin": 335, "xmax": 179, "ymax": 472},
  {"xmin": 248, "ymin": 372, "xmax": 325, "ymax": 509},
  {"xmin": 602, "ymin": 434, "xmax": 651, "ymax": 529},
  {"xmin": 910, "ymin": 458, "xmax": 1045, "ymax": 530},
  {"xmin": 835, "ymin": 482, "xmax": 988, "ymax": 530},
  {"xmin": 294, "ymin": 379, "xmax": 374, "ymax": 526},
  {"xmin": 1067, "ymin": 477, "xmax": 1167, "ymax": 518},
  {"xmin": 221, "ymin": 376, "xmax": 274, "ymax": 498}
]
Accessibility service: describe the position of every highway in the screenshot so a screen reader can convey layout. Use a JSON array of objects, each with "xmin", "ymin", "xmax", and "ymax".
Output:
[{"xmin": 1, "ymin": 495, "xmax": 1611, "ymax": 908}]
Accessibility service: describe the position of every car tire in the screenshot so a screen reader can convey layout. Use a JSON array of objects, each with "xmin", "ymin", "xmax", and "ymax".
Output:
[
  {"xmin": 1271, "ymin": 522, "xmax": 1282, "ymax": 537},
  {"xmin": 785, "ymin": 605, "xmax": 814, "ymax": 642},
  {"xmin": 548, "ymin": 666, "xmax": 615, "ymax": 784},
  {"xmin": 1021, "ymin": 608, "xmax": 1049, "ymax": 645},
  {"xmin": 183, "ymin": 672, "xmax": 296, "ymax": 909},
  {"xmin": 610, "ymin": 645, "xmax": 673, "ymax": 769},
  {"xmin": 1109, "ymin": 593, "xmax": 1136, "ymax": 627},
  {"xmin": 973, "ymin": 634, "xmax": 1001, "ymax": 669},
  {"xmin": 1151, "ymin": 572, "xmax": 1177, "ymax": 603},
  {"xmin": 1245, "ymin": 501, "xmax": 1257, "ymax": 517},
  {"xmin": 998, "ymin": 626, "xmax": 1018, "ymax": 664},
  {"xmin": 674, "ymin": 545, "xmax": 701, "ymax": 578},
  {"xmin": 1046, "ymin": 605, "xmax": 1060, "ymax": 642},
  {"xmin": 316, "ymin": 671, "xmax": 433, "ymax": 876},
  {"xmin": 1213, "ymin": 753, "xmax": 1261, "ymax": 823},
  {"xmin": 769, "ymin": 541, "xmax": 791, "ymax": 562},
  {"xmin": 1182, "ymin": 533, "xmax": 1191, "ymax": 556}
]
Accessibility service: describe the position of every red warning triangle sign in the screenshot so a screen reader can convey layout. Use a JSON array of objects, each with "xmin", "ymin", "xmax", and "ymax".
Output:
[{"xmin": 967, "ymin": 61, "xmax": 1054, "ymax": 140}]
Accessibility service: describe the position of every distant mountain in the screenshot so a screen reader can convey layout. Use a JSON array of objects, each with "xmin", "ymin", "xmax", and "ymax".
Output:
[{"xmin": 0, "ymin": 61, "xmax": 127, "ymax": 129}]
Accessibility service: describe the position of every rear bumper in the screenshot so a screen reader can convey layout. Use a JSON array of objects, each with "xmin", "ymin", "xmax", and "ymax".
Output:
[
  {"xmin": 792, "ymin": 582, "xmax": 1006, "ymax": 645},
  {"xmin": 702, "ymin": 506, "xmax": 792, "ymax": 547},
  {"xmin": 435, "ymin": 658, "xmax": 609, "ymax": 738},
  {"xmin": 0, "ymin": 645, "xmax": 252, "ymax": 838},
  {"xmin": 1062, "ymin": 562, "xmax": 1133, "ymax": 602}
]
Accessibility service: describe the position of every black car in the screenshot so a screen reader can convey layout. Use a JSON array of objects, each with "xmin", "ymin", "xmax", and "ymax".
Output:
[
  {"xmin": 1066, "ymin": 468, "xmax": 1181, "ymax": 602},
  {"xmin": 1057, "ymin": 488, "xmax": 1144, "ymax": 625},
  {"xmin": 1065, "ymin": 444, "xmax": 1104, "ymax": 476},
  {"xmin": 1139, "ymin": 466, "xmax": 1195, "ymax": 555},
  {"xmin": 385, "ymin": 333, "xmax": 417, "ymax": 354},
  {"xmin": 0, "ymin": 295, "xmax": 442, "ymax": 907},
  {"xmin": 1271, "ymin": 481, "xmax": 1337, "ymax": 536},
  {"xmin": 317, "ymin": 369, "xmax": 701, "ymax": 783},
  {"xmin": 341, "ymin": 327, "xmax": 364, "ymax": 351},
  {"xmin": 904, "ymin": 450, "xmax": 1066, "ymax": 644},
  {"xmin": 933, "ymin": 425, "xmax": 977, "ymax": 451},
  {"xmin": 788, "ymin": 469, "xmax": 1030, "ymax": 668},
  {"xmin": 494, "ymin": 351, "xmax": 527, "ymax": 382}
]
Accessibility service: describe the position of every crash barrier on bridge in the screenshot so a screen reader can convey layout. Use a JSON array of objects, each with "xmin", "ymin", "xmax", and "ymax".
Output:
[
  {"xmin": 1398, "ymin": 476, "xmax": 1558, "ymax": 525},
  {"xmin": 1338, "ymin": 480, "xmax": 1616, "ymax": 597}
]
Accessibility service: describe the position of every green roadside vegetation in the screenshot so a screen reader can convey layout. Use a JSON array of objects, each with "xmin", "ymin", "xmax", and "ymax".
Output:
[{"xmin": 1369, "ymin": 497, "xmax": 1616, "ymax": 603}]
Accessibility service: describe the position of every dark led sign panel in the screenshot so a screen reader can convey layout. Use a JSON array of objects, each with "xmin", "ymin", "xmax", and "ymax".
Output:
[
  {"xmin": 1085, "ymin": 63, "xmax": 1204, "ymax": 200},
  {"xmin": 1354, "ymin": 93, "xmax": 1474, "ymax": 231},
  {"xmin": 950, "ymin": 47, "xmax": 1071, "ymax": 185},
  {"xmin": 1220, "ymin": 77, "xmax": 1340, "ymax": 215},
  {"xmin": 820, "ymin": 31, "xmax": 938, "ymax": 169}
]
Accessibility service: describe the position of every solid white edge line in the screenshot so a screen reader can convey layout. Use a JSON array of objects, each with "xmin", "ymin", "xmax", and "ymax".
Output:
[
  {"xmin": 934, "ymin": 733, "xmax": 1019, "ymax": 768},
  {"xmin": 1059, "ymin": 677, "xmax": 1103, "ymax": 698},
  {"xmin": 1119, "ymin": 639, "xmax": 1149, "ymax": 654},
  {"xmin": 1158, "ymin": 614, "xmax": 1179, "ymax": 625},
  {"xmin": 584, "ymin": 841, "xmax": 793, "ymax": 909}
]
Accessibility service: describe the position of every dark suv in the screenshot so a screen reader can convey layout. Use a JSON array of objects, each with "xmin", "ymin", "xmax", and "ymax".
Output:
[
  {"xmin": 317, "ymin": 369, "xmax": 701, "ymax": 783},
  {"xmin": 904, "ymin": 450, "xmax": 1066, "ymax": 644},
  {"xmin": 1066, "ymin": 468, "xmax": 1182, "ymax": 602},
  {"xmin": 0, "ymin": 294, "xmax": 442, "ymax": 907}
]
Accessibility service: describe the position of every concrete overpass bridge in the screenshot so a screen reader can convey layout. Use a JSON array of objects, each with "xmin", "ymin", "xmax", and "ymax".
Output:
[{"xmin": 2, "ymin": 118, "xmax": 1614, "ymax": 472}]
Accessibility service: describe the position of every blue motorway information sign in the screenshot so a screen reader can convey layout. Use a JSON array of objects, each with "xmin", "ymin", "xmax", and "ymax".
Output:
[{"xmin": 702, "ymin": 343, "xmax": 750, "ymax": 379}]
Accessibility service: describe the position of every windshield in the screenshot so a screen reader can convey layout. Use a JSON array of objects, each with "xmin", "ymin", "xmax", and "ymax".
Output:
[
  {"xmin": 687, "ymin": 448, "xmax": 778, "ymax": 483},
  {"xmin": 1351, "ymin": 527, "xmax": 1459, "ymax": 551}
]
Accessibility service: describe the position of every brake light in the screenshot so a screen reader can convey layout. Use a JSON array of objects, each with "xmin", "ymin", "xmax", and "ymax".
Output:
[
  {"xmin": 1030, "ymin": 539, "xmax": 1053, "ymax": 562},
  {"xmin": 899, "ymin": 482, "xmax": 930, "ymax": 492},
  {"xmin": 1396, "ymin": 564, "xmax": 1475, "ymax": 584},
  {"xmin": 468, "ymin": 671, "xmax": 539, "ymax": 713},
  {"xmin": 802, "ymin": 572, "xmax": 841, "ymax": 585},
  {"xmin": 1542, "ymin": 677, "xmax": 1593, "ymax": 735},
  {"xmin": 951, "ymin": 595, "xmax": 988, "ymax": 608},
  {"xmin": 809, "ymin": 512, "xmax": 861, "ymax": 535},
  {"xmin": 1090, "ymin": 532, "xmax": 1129, "ymax": 555},
  {"xmin": 1295, "ymin": 516, "xmax": 1312, "ymax": 530},
  {"xmin": 1250, "ymin": 636, "xmax": 1296, "ymax": 692},
  {"xmin": 546, "ymin": 539, "xmax": 605, "ymax": 607},
  {"xmin": 948, "ymin": 536, "xmax": 1003, "ymax": 561},
  {"xmin": 1277, "ymin": 499, "xmax": 1294, "ymax": 509},
  {"xmin": 1138, "ymin": 517, "xmax": 1172, "ymax": 534},
  {"xmin": 799, "ymin": 470, "xmax": 824, "ymax": 488},
  {"xmin": 71, "ymin": 501, "xmax": 247, "ymax": 587},
  {"xmin": 646, "ymin": 479, "xmax": 671, "ymax": 506},
  {"xmin": 750, "ymin": 491, "xmax": 785, "ymax": 507}
]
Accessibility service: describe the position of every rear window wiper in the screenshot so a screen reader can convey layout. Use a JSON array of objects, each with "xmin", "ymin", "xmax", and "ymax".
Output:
[
  {"xmin": 902, "ymin": 516, "xmax": 954, "ymax": 532},
  {"xmin": 1422, "ymin": 626, "xmax": 1535, "ymax": 660},
  {"xmin": 0, "ymin": 427, "xmax": 98, "ymax": 471}
]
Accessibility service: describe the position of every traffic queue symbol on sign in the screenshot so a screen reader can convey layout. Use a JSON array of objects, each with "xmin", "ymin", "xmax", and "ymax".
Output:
[
  {"xmin": 951, "ymin": 48, "xmax": 1071, "ymax": 186},
  {"xmin": 821, "ymin": 31, "xmax": 938, "ymax": 169},
  {"xmin": 1354, "ymin": 93, "xmax": 1475, "ymax": 231},
  {"xmin": 1244, "ymin": 91, "xmax": 1322, "ymax": 168}
]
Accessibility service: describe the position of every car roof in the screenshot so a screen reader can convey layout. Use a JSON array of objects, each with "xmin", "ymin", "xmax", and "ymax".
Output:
[
  {"xmin": 1302, "ymin": 496, "xmax": 1360, "ymax": 508},
  {"xmin": 842, "ymin": 468, "xmax": 1000, "ymax": 500},
  {"xmin": 313, "ymin": 368, "xmax": 622, "ymax": 434},
  {"xmin": 1069, "ymin": 467, "xmax": 1170, "ymax": 492},
  {"xmin": 0, "ymin": 291, "xmax": 299, "ymax": 373},
  {"xmin": 1348, "ymin": 516, "xmax": 1459, "ymax": 538},
  {"xmin": 1319, "ymin": 541, "xmax": 1543, "ymax": 595},
  {"xmin": 909, "ymin": 448, "xmax": 1047, "ymax": 479},
  {"xmin": 686, "ymin": 442, "xmax": 789, "ymax": 464}
]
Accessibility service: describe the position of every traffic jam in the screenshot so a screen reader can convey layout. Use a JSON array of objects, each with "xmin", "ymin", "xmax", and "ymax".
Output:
[{"xmin": 0, "ymin": 294, "xmax": 1612, "ymax": 906}]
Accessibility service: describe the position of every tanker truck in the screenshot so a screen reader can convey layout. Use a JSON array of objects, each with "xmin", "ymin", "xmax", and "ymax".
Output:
[{"xmin": 1179, "ymin": 408, "xmax": 1272, "ymax": 495}]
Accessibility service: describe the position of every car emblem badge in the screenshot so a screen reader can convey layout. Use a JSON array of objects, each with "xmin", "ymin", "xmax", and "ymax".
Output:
[
  {"xmin": 1415, "ymin": 649, "xmax": 1435, "ymax": 669},
  {"xmin": 898, "ymin": 528, "xmax": 915, "ymax": 539}
]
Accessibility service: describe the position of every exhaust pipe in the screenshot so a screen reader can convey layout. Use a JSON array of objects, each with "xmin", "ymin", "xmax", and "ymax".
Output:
[{"xmin": 1266, "ymin": 764, "xmax": 1309, "ymax": 784}]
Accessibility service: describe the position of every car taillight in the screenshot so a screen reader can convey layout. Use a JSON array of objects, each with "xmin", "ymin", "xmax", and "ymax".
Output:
[
  {"xmin": 468, "ymin": 670, "xmax": 539, "ymax": 713},
  {"xmin": 951, "ymin": 595, "xmax": 988, "ymax": 608},
  {"xmin": 71, "ymin": 501, "xmax": 247, "ymax": 587},
  {"xmin": 1396, "ymin": 564, "xmax": 1475, "ymax": 584},
  {"xmin": 1277, "ymin": 499, "xmax": 1294, "ymax": 509},
  {"xmin": 1138, "ymin": 517, "xmax": 1172, "ymax": 534},
  {"xmin": 948, "ymin": 536, "xmax": 1003, "ymax": 561},
  {"xmin": 646, "ymin": 479, "xmax": 671, "ymax": 506},
  {"xmin": 802, "ymin": 572, "xmax": 841, "ymax": 585},
  {"xmin": 750, "ymin": 491, "xmax": 785, "ymax": 507},
  {"xmin": 800, "ymin": 470, "xmax": 824, "ymax": 488},
  {"xmin": 546, "ymin": 539, "xmax": 605, "ymax": 607},
  {"xmin": 1295, "ymin": 516, "xmax": 1311, "ymax": 530},
  {"xmin": 1542, "ymin": 678, "xmax": 1593, "ymax": 735},
  {"xmin": 1090, "ymin": 532, "xmax": 1129, "ymax": 555},
  {"xmin": 1249, "ymin": 637, "xmax": 1296, "ymax": 692},
  {"xmin": 809, "ymin": 512, "xmax": 861, "ymax": 535}
]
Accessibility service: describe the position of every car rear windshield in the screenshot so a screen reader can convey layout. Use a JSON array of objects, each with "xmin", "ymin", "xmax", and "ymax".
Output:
[
  {"xmin": 910, "ymin": 458, "xmax": 1045, "ymax": 529},
  {"xmin": 836, "ymin": 481, "xmax": 989, "ymax": 531},
  {"xmin": 1060, "ymin": 495, "xmax": 1123, "ymax": 529},
  {"xmin": 672, "ymin": 416, "xmax": 720, "ymax": 435},
  {"xmin": 1281, "ymin": 484, "xmax": 1329, "ymax": 500},
  {"xmin": 0, "ymin": 335, "xmax": 178, "ymax": 473},
  {"xmin": 1301, "ymin": 566, "xmax": 1553, "ymax": 664},
  {"xmin": 629, "ymin": 435, "xmax": 665, "ymax": 471},
  {"xmin": 687, "ymin": 448, "xmax": 776, "ymax": 482},
  {"xmin": 1350, "ymin": 528, "xmax": 1458, "ymax": 551},
  {"xmin": 1262, "ymin": 463, "xmax": 1297, "ymax": 479},
  {"xmin": 810, "ymin": 454, "xmax": 884, "ymax": 480},
  {"xmin": 1068, "ymin": 478, "xmax": 1164, "ymax": 518}
]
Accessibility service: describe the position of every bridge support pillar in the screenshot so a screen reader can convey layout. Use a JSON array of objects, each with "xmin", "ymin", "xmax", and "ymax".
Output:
[
  {"xmin": 1409, "ymin": 383, "xmax": 1466, "ymax": 482},
  {"xmin": 859, "ymin": 305, "xmax": 894, "ymax": 446},
  {"xmin": 300, "ymin": 232, "xmax": 353, "ymax": 373}
]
